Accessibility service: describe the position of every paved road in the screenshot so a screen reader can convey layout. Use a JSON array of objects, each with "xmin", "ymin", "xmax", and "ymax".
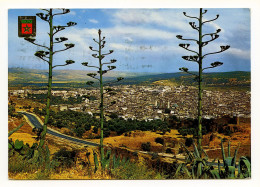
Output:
[
  {"xmin": 19, "ymin": 112, "xmax": 224, "ymax": 166},
  {"xmin": 20, "ymin": 112, "xmax": 99, "ymax": 147}
]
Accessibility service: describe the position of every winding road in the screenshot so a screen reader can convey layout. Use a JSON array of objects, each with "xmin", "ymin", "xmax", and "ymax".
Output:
[
  {"xmin": 19, "ymin": 112, "xmax": 222, "ymax": 166},
  {"xmin": 20, "ymin": 112, "xmax": 99, "ymax": 147}
]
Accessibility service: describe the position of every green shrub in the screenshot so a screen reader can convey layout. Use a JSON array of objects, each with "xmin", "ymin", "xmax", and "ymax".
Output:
[
  {"xmin": 8, "ymin": 152, "xmax": 39, "ymax": 173},
  {"xmin": 141, "ymin": 142, "xmax": 151, "ymax": 152},
  {"xmin": 74, "ymin": 127, "xmax": 85, "ymax": 138},
  {"xmin": 109, "ymin": 113, "xmax": 118, "ymax": 119},
  {"xmin": 151, "ymin": 153, "xmax": 159, "ymax": 160},
  {"xmin": 8, "ymin": 105, "xmax": 15, "ymax": 116},
  {"xmin": 52, "ymin": 148, "xmax": 78, "ymax": 169},
  {"xmin": 155, "ymin": 137, "xmax": 164, "ymax": 145},
  {"xmin": 185, "ymin": 138, "xmax": 193, "ymax": 147},
  {"xmin": 166, "ymin": 148, "xmax": 173, "ymax": 154},
  {"xmin": 111, "ymin": 160, "xmax": 164, "ymax": 179}
]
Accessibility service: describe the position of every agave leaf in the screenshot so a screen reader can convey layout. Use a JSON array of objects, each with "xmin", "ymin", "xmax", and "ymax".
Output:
[
  {"xmin": 125, "ymin": 158, "xmax": 130, "ymax": 166},
  {"xmin": 193, "ymin": 142, "xmax": 200, "ymax": 158},
  {"xmin": 238, "ymin": 156, "xmax": 251, "ymax": 178},
  {"xmin": 202, "ymin": 148, "xmax": 209, "ymax": 159},
  {"xmin": 225, "ymin": 157, "xmax": 233, "ymax": 166},
  {"xmin": 121, "ymin": 157, "xmax": 126, "ymax": 164},
  {"xmin": 104, "ymin": 150, "xmax": 111, "ymax": 169},
  {"xmin": 192, "ymin": 152, "xmax": 197, "ymax": 159},
  {"xmin": 228, "ymin": 140, "xmax": 231, "ymax": 157},
  {"xmin": 45, "ymin": 145, "xmax": 50, "ymax": 157},
  {"xmin": 93, "ymin": 151, "xmax": 99, "ymax": 172},
  {"xmin": 105, "ymin": 149, "xmax": 111, "ymax": 160},
  {"xmin": 227, "ymin": 166, "xmax": 236, "ymax": 179},
  {"xmin": 232, "ymin": 144, "xmax": 240, "ymax": 167},
  {"xmin": 197, "ymin": 162, "xmax": 202, "ymax": 178},
  {"xmin": 116, "ymin": 156, "xmax": 121, "ymax": 167},
  {"xmin": 45, "ymin": 145, "xmax": 50, "ymax": 162},
  {"xmin": 112, "ymin": 154, "xmax": 116, "ymax": 169},
  {"xmin": 104, "ymin": 159, "xmax": 110, "ymax": 169},
  {"xmin": 192, "ymin": 164, "xmax": 195, "ymax": 179},
  {"xmin": 209, "ymin": 158, "xmax": 216, "ymax": 168},
  {"xmin": 180, "ymin": 142, "xmax": 194, "ymax": 161},
  {"xmin": 26, "ymin": 148, "xmax": 34, "ymax": 159},
  {"xmin": 31, "ymin": 149, "xmax": 39, "ymax": 163},
  {"xmin": 221, "ymin": 139, "xmax": 226, "ymax": 162},
  {"xmin": 182, "ymin": 164, "xmax": 191, "ymax": 178},
  {"xmin": 210, "ymin": 169, "xmax": 220, "ymax": 179},
  {"xmin": 174, "ymin": 163, "xmax": 185, "ymax": 178},
  {"xmin": 218, "ymin": 160, "xmax": 221, "ymax": 172}
]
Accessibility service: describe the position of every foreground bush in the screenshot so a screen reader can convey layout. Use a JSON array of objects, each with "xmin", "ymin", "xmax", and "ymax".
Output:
[
  {"xmin": 8, "ymin": 139, "xmax": 52, "ymax": 178},
  {"xmin": 52, "ymin": 148, "xmax": 78, "ymax": 169},
  {"xmin": 111, "ymin": 160, "xmax": 164, "ymax": 179},
  {"xmin": 141, "ymin": 142, "xmax": 151, "ymax": 152}
]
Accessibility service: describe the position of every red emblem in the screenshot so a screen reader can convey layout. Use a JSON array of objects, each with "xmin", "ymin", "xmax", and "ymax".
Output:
[
  {"xmin": 18, "ymin": 16, "xmax": 36, "ymax": 37},
  {"xmin": 21, "ymin": 20, "xmax": 33, "ymax": 34}
]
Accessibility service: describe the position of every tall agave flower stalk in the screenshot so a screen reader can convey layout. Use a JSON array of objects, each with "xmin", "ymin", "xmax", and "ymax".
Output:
[
  {"xmin": 24, "ymin": 8, "xmax": 76, "ymax": 149},
  {"xmin": 82, "ymin": 29, "xmax": 123, "ymax": 167},
  {"xmin": 176, "ymin": 8, "xmax": 230, "ymax": 155}
]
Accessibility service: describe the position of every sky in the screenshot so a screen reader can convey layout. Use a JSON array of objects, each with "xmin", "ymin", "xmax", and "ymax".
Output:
[{"xmin": 8, "ymin": 8, "xmax": 251, "ymax": 73}]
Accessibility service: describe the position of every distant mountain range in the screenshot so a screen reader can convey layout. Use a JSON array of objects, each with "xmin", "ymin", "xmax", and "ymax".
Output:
[
  {"xmin": 8, "ymin": 68, "xmax": 156, "ymax": 82},
  {"xmin": 8, "ymin": 68, "xmax": 250, "ymax": 90}
]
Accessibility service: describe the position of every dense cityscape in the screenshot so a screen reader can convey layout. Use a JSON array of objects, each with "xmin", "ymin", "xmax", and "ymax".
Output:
[{"xmin": 9, "ymin": 85, "xmax": 251, "ymax": 120}]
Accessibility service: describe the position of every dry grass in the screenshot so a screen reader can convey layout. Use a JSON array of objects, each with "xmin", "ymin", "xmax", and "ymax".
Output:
[
  {"xmin": 202, "ymin": 122, "xmax": 251, "ymax": 159},
  {"xmin": 9, "ymin": 133, "xmax": 37, "ymax": 147},
  {"xmin": 9, "ymin": 165, "xmax": 112, "ymax": 180},
  {"xmin": 90, "ymin": 129, "xmax": 192, "ymax": 153}
]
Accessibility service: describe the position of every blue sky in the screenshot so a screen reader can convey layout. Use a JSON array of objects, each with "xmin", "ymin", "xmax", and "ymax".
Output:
[{"xmin": 8, "ymin": 8, "xmax": 250, "ymax": 73}]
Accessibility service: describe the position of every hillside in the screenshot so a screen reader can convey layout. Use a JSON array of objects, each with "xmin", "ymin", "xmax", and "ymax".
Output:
[
  {"xmin": 8, "ymin": 68, "xmax": 250, "ymax": 90},
  {"xmin": 8, "ymin": 68, "xmax": 155, "ymax": 82}
]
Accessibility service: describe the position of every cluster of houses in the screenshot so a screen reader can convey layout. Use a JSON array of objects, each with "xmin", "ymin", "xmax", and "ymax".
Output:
[{"xmin": 9, "ymin": 85, "xmax": 251, "ymax": 120}]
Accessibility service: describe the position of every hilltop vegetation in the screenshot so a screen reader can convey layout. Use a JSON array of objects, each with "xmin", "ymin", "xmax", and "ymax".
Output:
[
  {"xmin": 8, "ymin": 68, "xmax": 250, "ymax": 91},
  {"xmin": 8, "ymin": 68, "xmax": 154, "ymax": 83}
]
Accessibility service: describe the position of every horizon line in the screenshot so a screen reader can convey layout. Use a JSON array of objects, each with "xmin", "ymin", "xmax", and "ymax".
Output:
[{"xmin": 8, "ymin": 67, "xmax": 251, "ymax": 74}]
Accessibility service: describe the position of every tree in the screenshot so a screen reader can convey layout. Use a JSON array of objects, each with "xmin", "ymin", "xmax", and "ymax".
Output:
[
  {"xmin": 24, "ymin": 9, "xmax": 76, "ymax": 149},
  {"xmin": 176, "ymin": 8, "xmax": 230, "ymax": 155},
  {"xmin": 82, "ymin": 29, "xmax": 123, "ymax": 167}
]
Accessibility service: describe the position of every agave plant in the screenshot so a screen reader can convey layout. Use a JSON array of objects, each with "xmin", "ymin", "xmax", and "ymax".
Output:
[
  {"xmin": 174, "ymin": 139, "xmax": 251, "ymax": 179},
  {"xmin": 217, "ymin": 139, "xmax": 251, "ymax": 179},
  {"xmin": 92, "ymin": 149, "xmax": 129, "ymax": 173},
  {"xmin": 175, "ymin": 142, "xmax": 216, "ymax": 179}
]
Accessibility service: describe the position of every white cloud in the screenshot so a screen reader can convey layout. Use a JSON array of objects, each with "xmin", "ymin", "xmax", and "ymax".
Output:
[
  {"xmin": 202, "ymin": 17, "xmax": 225, "ymax": 34},
  {"xmin": 227, "ymin": 48, "xmax": 250, "ymax": 60},
  {"xmin": 88, "ymin": 19, "xmax": 98, "ymax": 24},
  {"xmin": 124, "ymin": 37, "xmax": 133, "ymax": 43},
  {"xmin": 109, "ymin": 43, "xmax": 139, "ymax": 51},
  {"xmin": 63, "ymin": 26, "xmax": 177, "ymax": 47},
  {"xmin": 109, "ymin": 42, "xmax": 184, "ymax": 54},
  {"xmin": 104, "ymin": 26, "xmax": 176, "ymax": 40},
  {"xmin": 112, "ymin": 9, "xmax": 188, "ymax": 31}
]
